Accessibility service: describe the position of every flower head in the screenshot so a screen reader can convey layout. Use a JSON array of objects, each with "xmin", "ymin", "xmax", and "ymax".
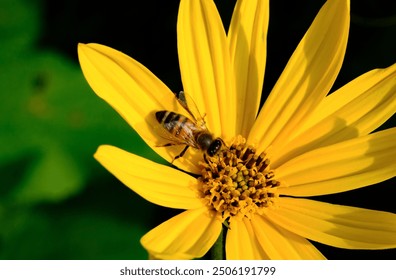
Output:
[{"xmin": 78, "ymin": 0, "xmax": 396, "ymax": 259}]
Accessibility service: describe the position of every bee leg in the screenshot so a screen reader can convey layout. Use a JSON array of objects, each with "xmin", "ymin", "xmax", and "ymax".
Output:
[
  {"xmin": 155, "ymin": 143, "xmax": 176, "ymax": 147},
  {"xmin": 172, "ymin": 145, "xmax": 189, "ymax": 163},
  {"xmin": 203, "ymin": 153, "xmax": 209, "ymax": 164}
]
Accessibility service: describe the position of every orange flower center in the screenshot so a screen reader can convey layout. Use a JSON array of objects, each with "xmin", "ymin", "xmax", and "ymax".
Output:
[{"xmin": 199, "ymin": 136, "xmax": 279, "ymax": 221}]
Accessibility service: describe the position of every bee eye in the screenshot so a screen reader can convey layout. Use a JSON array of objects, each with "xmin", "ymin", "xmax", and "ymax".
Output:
[{"xmin": 207, "ymin": 139, "xmax": 222, "ymax": 157}]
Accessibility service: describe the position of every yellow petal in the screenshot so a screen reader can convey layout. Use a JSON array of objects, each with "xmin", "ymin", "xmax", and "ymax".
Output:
[
  {"xmin": 252, "ymin": 214, "xmax": 326, "ymax": 259},
  {"xmin": 267, "ymin": 198, "xmax": 396, "ymax": 249},
  {"xmin": 141, "ymin": 207, "xmax": 222, "ymax": 259},
  {"xmin": 249, "ymin": 0, "xmax": 350, "ymax": 154},
  {"xmin": 78, "ymin": 43, "xmax": 201, "ymax": 174},
  {"xmin": 276, "ymin": 128, "xmax": 396, "ymax": 196},
  {"xmin": 226, "ymin": 218, "xmax": 269, "ymax": 259},
  {"xmin": 273, "ymin": 63, "xmax": 396, "ymax": 167},
  {"xmin": 94, "ymin": 145, "xmax": 202, "ymax": 209},
  {"xmin": 177, "ymin": 0, "xmax": 236, "ymax": 140},
  {"xmin": 228, "ymin": 0, "xmax": 269, "ymax": 136}
]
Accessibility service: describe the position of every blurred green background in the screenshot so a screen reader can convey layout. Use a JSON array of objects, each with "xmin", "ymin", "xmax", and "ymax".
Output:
[{"xmin": 0, "ymin": 0, "xmax": 395, "ymax": 259}]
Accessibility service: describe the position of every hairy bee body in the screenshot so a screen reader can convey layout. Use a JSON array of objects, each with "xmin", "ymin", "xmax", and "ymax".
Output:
[{"xmin": 154, "ymin": 93, "xmax": 223, "ymax": 161}]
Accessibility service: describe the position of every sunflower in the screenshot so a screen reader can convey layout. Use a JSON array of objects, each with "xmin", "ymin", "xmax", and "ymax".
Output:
[{"xmin": 78, "ymin": 0, "xmax": 396, "ymax": 259}]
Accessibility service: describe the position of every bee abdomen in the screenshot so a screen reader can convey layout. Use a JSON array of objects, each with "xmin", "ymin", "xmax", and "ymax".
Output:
[
  {"xmin": 156, "ymin": 110, "xmax": 180, "ymax": 123},
  {"xmin": 156, "ymin": 111, "xmax": 169, "ymax": 122},
  {"xmin": 156, "ymin": 111, "xmax": 189, "ymax": 137}
]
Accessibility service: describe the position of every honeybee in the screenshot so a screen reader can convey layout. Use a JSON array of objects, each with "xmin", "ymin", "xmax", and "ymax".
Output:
[{"xmin": 155, "ymin": 91, "xmax": 224, "ymax": 162}]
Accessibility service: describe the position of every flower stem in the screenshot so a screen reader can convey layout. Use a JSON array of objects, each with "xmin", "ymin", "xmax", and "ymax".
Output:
[{"xmin": 211, "ymin": 226, "xmax": 225, "ymax": 260}]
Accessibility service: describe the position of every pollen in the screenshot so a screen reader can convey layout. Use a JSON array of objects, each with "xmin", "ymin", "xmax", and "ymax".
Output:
[{"xmin": 199, "ymin": 136, "xmax": 279, "ymax": 221}]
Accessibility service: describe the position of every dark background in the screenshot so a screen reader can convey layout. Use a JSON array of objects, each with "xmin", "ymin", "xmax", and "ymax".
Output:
[{"xmin": 0, "ymin": 0, "xmax": 395, "ymax": 259}]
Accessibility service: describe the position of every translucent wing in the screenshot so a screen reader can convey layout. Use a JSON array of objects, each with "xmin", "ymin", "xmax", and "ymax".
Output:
[
  {"xmin": 175, "ymin": 91, "xmax": 206, "ymax": 127},
  {"xmin": 153, "ymin": 112, "xmax": 200, "ymax": 149}
]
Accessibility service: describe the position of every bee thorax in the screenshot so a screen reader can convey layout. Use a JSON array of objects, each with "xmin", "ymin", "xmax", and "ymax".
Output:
[{"xmin": 196, "ymin": 133, "xmax": 214, "ymax": 151}]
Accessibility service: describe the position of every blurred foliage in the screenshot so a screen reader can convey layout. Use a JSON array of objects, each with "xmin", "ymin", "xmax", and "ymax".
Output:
[
  {"xmin": 0, "ymin": 0, "xmax": 160, "ymax": 259},
  {"xmin": 0, "ymin": 0, "xmax": 395, "ymax": 259}
]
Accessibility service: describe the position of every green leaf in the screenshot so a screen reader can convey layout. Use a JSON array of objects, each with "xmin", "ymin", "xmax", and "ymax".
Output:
[
  {"xmin": 0, "ymin": 0, "xmax": 41, "ymax": 60},
  {"xmin": 10, "ymin": 142, "xmax": 84, "ymax": 204},
  {"xmin": 0, "ymin": 206, "xmax": 148, "ymax": 259}
]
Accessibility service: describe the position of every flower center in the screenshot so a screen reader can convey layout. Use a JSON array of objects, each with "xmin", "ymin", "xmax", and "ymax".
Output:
[{"xmin": 199, "ymin": 136, "xmax": 279, "ymax": 221}]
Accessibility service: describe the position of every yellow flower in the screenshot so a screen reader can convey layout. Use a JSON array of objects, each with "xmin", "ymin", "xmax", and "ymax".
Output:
[{"xmin": 78, "ymin": 0, "xmax": 396, "ymax": 259}]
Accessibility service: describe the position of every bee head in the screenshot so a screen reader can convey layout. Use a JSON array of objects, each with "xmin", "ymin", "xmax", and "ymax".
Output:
[{"xmin": 207, "ymin": 138, "xmax": 222, "ymax": 157}]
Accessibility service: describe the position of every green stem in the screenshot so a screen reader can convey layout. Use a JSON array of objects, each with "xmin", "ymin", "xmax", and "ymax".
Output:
[{"xmin": 210, "ymin": 226, "xmax": 224, "ymax": 260}]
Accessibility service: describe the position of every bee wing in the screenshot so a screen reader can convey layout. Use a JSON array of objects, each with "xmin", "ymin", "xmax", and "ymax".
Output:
[
  {"xmin": 175, "ymin": 91, "xmax": 206, "ymax": 126},
  {"xmin": 153, "ymin": 119, "xmax": 199, "ymax": 149}
]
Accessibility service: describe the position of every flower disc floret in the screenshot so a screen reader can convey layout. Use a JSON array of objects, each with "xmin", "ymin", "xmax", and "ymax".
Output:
[{"xmin": 199, "ymin": 137, "xmax": 280, "ymax": 220}]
